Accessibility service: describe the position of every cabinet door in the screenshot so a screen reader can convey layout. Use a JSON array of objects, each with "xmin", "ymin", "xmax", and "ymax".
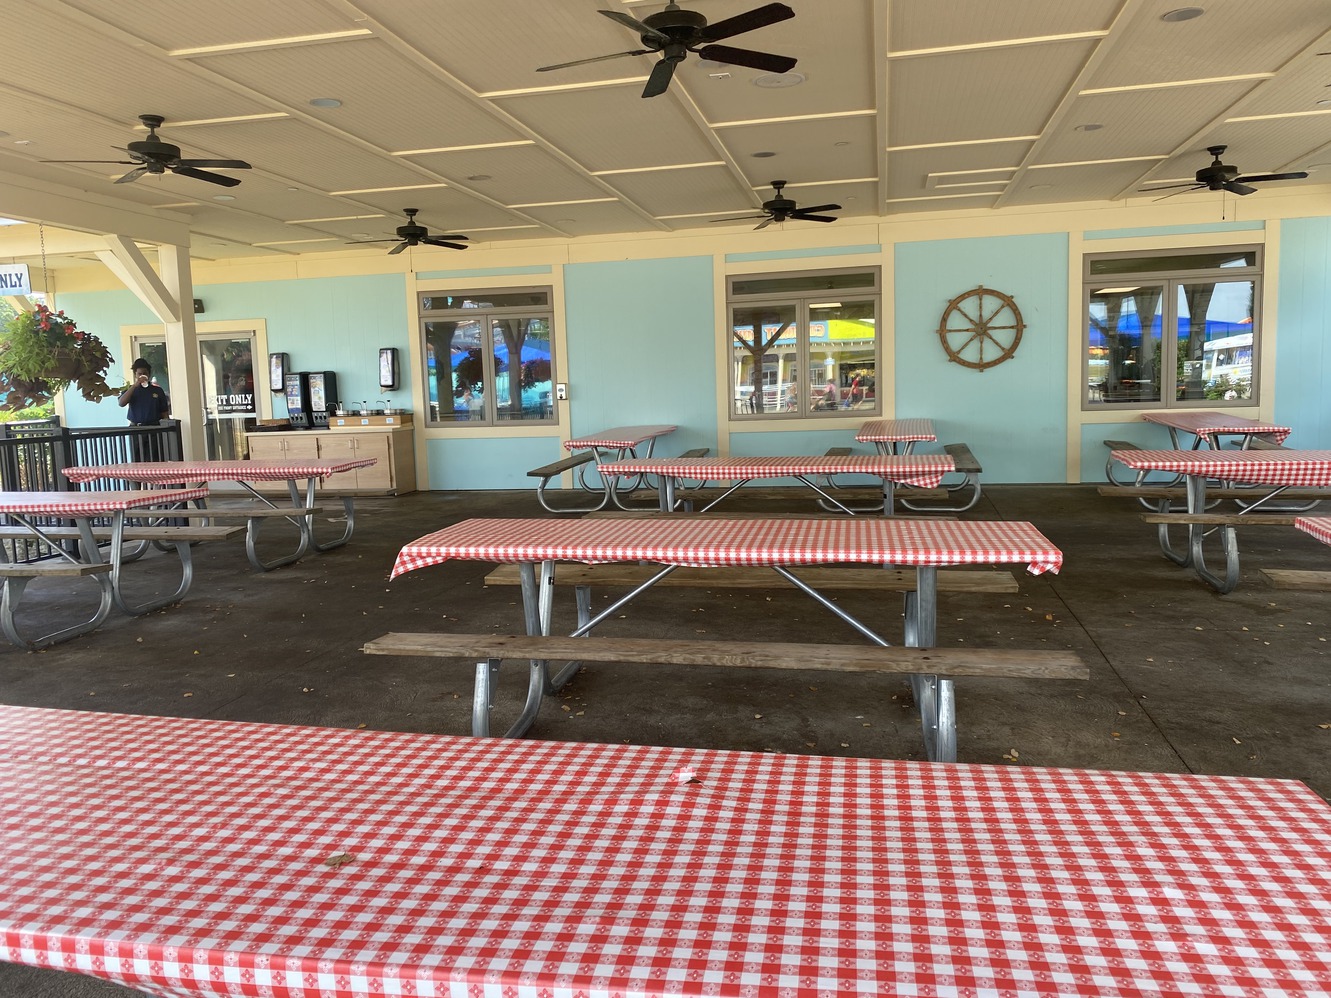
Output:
[
  {"xmin": 317, "ymin": 434, "xmax": 361, "ymax": 491},
  {"xmin": 246, "ymin": 435, "xmax": 286, "ymax": 462},
  {"xmin": 284, "ymin": 435, "xmax": 322, "ymax": 462},
  {"xmin": 350, "ymin": 434, "xmax": 393, "ymax": 491}
]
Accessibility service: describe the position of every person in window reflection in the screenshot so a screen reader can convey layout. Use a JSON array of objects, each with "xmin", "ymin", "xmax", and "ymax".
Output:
[
  {"xmin": 118, "ymin": 358, "xmax": 170, "ymax": 426},
  {"xmin": 821, "ymin": 378, "xmax": 839, "ymax": 410}
]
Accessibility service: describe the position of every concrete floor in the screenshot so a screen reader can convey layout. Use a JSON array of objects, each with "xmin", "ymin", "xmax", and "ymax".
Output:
[{"xmin": 2, "ymin": 484, "xmax": 1329, "ymax": 996}]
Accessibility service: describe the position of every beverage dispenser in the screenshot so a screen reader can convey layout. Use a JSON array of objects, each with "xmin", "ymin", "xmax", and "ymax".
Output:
[
  {"xmin": 307, "ymin": 371, "xmax": 339, "ymax": 429},
  {"xmin": 284, "ymin": 372, "xmax": 313, "ymax": 429}
]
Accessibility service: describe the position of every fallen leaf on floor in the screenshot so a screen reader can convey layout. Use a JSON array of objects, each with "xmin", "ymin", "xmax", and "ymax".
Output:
[
  {"xmin": 182, "ymin": 692, "xmax": 193, "ymax": 698},
  {"xmin": 1232, "ymin": 737, "xmax": 1242, "ymax": 744}
]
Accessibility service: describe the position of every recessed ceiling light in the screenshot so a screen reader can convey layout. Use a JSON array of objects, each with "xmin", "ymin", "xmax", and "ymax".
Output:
[
  {"xmin": 309, "ymin": 97, "xmax": 342, "ymax": 108},
  {"xmin": 14, "ymin": 138, "xmax": 32, "ymax": 146},
  {"xmin": 1029, "ymin": 183, "xmax": 1053, "ymax": 190},
  {"xmin": 752, "ymin": 151, "xmax": 777, "ymax": 158},
  {"xmin": 834, "ymin": 140, "xmax": 850, "ymax": 147},
  {"xmin": 1075, "ymin": 123, "xmax": 1104, "ymax": 132},
  {"xmin": 752, "ymin": 72, "xmax": 805, "ymax": 89},
  {"xmin": 554, "ymin": 218, "xmax": 576, "ymax": 224},
  {"xmin": 1161, "ymin": 7, "xmax": 1204, "ymax": 21},
  {"xmin": 467, "ymin": 174, "xmax": 492, "ymax": 181},
  {"xmin": 213, "ymin": 194, "xmax": 236, "ymax": 201}
]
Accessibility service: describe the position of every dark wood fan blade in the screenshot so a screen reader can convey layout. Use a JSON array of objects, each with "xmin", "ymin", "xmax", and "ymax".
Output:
[
  {"xmin": 642, "ymin": 58, "xmax": 676, "ymax": 98},
  {"xmin": 599, "ymin": 9, "xmax": 670, "ymax": 42},
  {"xmin": 710, "ymin": 214, "xmax": 768, "ymax": 222},
  {"xmin": 696, "ymin": 44, "xmax": 795, "ymax": 73},
  {"xmin": 172, "ymin": 166, "xmax": 241, "ymax": 187},
  {"xmin": 346, "ymin": 239, "xmax": 399, "ymax": 245},
  {"xmin": 753, "ymin": 217, "xmax": 775, "ymax": 230},
  {"xmin": 1138, "ymin": 183, "xmax": 1203, "ymax": 192},
  {"xmin": 40, "ymin": 159, "xmax": 135, "ymax": 165},
  {"xmin": 792, "ymin": 213, "xmax": 837, "ymax": 223},
  {"xmin": 1148, "ymin": 185, "xmax": 1204, "ymax": 202},
  {"xmin": 429, "ymin": 234, "xmax": 468, "ymax": 241},
  {"xmin": 538, "ymin": 49, "xmax": 651, "ymax": 71},
  {"xmin": 793, "ymin": 203, "xmax": 841, "ymax": 214},
  {"xmin": 387, "ymin": 241, "xmax": 410, "ymax": 255},
  {"xmin": 115, "ymin": 167, "xmax": 149, "ymax": 185},
  {"xmin": 422, "ymin": 237, "xmax": 469, "ymax": 250},
  {"xmin": 1234, "ymin": 171, "xmax": 1308, "ymax": 183},
  {"xmin": 701, "ymin": 2, "xmax": 795, "ymax": 42},
  {"xmin": 179, "ymin": 158, "xmax": 251, "ymax": 170},
  {"xmin": 1223, "ymin": 181, "xmax": 1257, "ymax": 196}
]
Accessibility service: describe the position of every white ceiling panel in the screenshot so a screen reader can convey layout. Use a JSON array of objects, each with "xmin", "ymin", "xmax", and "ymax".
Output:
[
  {"xmin": 406, "ymin": 146, "xmax": 614, "ymax": 205},
  {"xmin": 1086, "ymin": 0, "xmax": 1331, "ymax": 90},
  {"xmin": 4, "ymin": 0, "xmax": 1331, "ymax": 271},
  {"xmin": 192, "ymin": 40, "xmax": 525, "ymax": 152},
  {"xmin": 721, "ymin": 116, "xmax": 878, "ymax": 186},
  {"xmin": 601, "ymin": 166, "xmax": 755, "ymax": 215},
  {"xmin": 1034, "ymin": 81, "xmax": 1263, "ymax": 164},
  {"xmin": 888, "ymin": 40, "xmax": 1099, "ymax": 148},
  {"xmin": 889, "ymin": 0, "xmax": 1120, "ymax": 51}
]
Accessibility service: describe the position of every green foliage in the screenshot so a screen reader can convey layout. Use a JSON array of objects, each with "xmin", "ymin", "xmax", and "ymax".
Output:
[
  {"xmin": 0, "ymin": 305, "xmax": 116, "ymax": 411},
  {"xmin": 1203, "ymin": 374, "xmax": 1250, "ymax": 401}
]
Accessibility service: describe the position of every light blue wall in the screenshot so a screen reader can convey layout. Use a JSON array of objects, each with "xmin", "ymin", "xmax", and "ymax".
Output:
[
  {"xmin": 895, "ymin": 233, "xmax": 1070, "ymax": 483},
  {"xmin": 58, "ymin": 289, "xmax": 157, "ymax": 425},
  {"xmin": 563, "ymin": 256, "xmax": 717, "ymax": 457},
  {"xmin": 1274, "ymin": 218, "xmax": 1331, "ymax": 449}
]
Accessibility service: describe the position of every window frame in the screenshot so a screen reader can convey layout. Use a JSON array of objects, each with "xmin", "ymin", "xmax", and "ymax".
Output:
[
  {"xmin": 726, "ymin": 266, "xmax": 882, "ymax": 421},
  {"xmin": 418, "ymin": 286, "xmax": 558, "ymax": 427},
  {"xmin": 1082, "ymin": 246, "xmax": 1262, "ymax": 411}
]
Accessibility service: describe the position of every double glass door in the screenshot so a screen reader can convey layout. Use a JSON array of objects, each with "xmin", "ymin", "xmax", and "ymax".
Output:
[{"xmin": 131, "ymin": 332, "xmax": 258, "ymax": 461}]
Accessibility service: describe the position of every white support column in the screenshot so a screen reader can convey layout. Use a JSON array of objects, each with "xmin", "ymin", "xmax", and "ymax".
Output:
[{"xmin": 156, "ymin": 244, "xmax": 205, "ymax": 460}]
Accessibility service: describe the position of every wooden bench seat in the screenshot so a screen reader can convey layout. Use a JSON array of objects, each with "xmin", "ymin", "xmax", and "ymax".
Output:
[
  {"xmin": 528, "ymin": 450, "xmax": 597, "ymax": 480},
  {"xmin": 1099, "ymin": 485, "xmax": 1331, "ymax": 501},
  {"xmin": 896, "ymin": 442, "xmax": 983, "ymax": 513},
  {"xmin": 529, "ymin": 450, "xmax": 605, "ymax": 512},
  {"xmin": 0, "ymin": 561, "xmax": 113, "ymax": 578},
  {"xmin": 0, "ymin": 524, "xmax": 243, "ymax": 543},
  {"xmin": 1139, "ymin": 511, "xmax": 1299, "ymax": 526},
  {"xmin": 483, "ymin": 562, "xmax": 1018, "ymax": 593},
  {"xmin": 363, "ymin": 631, "xmax": 1087, "ymax": 762},
  {"xmin": 1104, "ymin": 439, "xmax": 1148, "ymax": 486},
  {"xmin": 1247, "ymin": 436, "xmax": 1289, "ymax": 450},
  {"xmin": 173, "ymin": 504, "xmax": 325, "ymax": 519}
]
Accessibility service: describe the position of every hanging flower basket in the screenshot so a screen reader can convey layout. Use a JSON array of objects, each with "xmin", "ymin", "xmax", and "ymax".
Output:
[{"xmin": 0, "ymin": 305, "xmax": 117, "ymax": 411}]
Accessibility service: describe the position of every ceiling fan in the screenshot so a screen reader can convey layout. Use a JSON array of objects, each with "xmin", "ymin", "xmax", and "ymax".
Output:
[
  {"xmin": 1140, "ymin": 145, "xmax": 1309, "ymax": 199},
  {"xmin": 41, "ymin": 113, "xmax": 251, "ymax": 187},
  {"xmin": 537, "ymin": 1, "xmax": 796, "ymax": 99},
  {"xmin": 713, "ymin": 180, "xmax": 841, "ymax": 229},
  {"xmin": 347, "ymin": 209, "xmax": 469, "ymax": 255}
]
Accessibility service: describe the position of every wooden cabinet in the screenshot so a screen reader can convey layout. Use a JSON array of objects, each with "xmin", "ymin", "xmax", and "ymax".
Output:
[{"xmin": 244, "ymin": 427, "xmax": 416, "ymax": 495}]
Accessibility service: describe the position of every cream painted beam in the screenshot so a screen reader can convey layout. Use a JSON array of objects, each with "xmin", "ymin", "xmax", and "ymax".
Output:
[
  {"xmin": 0, "ymin": 168, "xmax": 192, "ymax": 247},
  {"xmin": 96, "ymin": 235, "xmax": 181, "ymax": 323},
  {"xmin": 1, "ymin": 295, "xmax": 36, "ymax": 313},
  {"xmin": 156, "ymin": 243, "xmax": 204, "ymax": 461}
]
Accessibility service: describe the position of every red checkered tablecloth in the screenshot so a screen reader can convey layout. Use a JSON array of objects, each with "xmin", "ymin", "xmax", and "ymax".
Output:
[
  {"xmin": 391, "ymin": 515, "xmax": 1061, "ymax": 578},
  {"xmin": 1110, "ymin": 449, "xmax": 1331, "ymax": 487},
  {"xmin": 597, "ymin": 454, "xmax": 955, "ymax": 489},
  {"xmin": 0, "ymin": 488, "xmax": 209, "ymax": 514},
  {"xmin": 854, "ymin": 418, "xmax": 937, "ymax": 444},
  {"xmin": 1297, "ymin": 516, "xmax": 1331, "ymax": 546},
  {"xmin": 1142, "ymin": 410, "xmax": 1292, "ymax": 444},
  {"xmin": 64, "ymin": 459, "xmax": 376, "ymax": 485},
  {"xmin": 2, "ymin": 705, "xmax": 1330, "ymax": 998},
  {"xmin": 564, "ymin": 425, "xmax": 677, "ymax": 451}
]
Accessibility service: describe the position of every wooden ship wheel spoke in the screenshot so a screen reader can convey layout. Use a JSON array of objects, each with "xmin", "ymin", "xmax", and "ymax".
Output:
[{"xmin": 937, "ymin": 286, "xmax": 1025, "ymax": 370}]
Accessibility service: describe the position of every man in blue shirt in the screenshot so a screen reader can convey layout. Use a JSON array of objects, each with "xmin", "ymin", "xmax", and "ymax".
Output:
[{"xmin": 117, "ymin": 358, "xmax": 170, "ymax": 425}]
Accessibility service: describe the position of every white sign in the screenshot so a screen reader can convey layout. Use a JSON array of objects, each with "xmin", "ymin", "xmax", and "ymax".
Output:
[{"xmin": 0, "ymin": 263, "xmax": 31, "ymax": 296}]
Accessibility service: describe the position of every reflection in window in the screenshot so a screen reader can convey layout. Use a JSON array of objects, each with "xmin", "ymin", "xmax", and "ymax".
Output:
[
  {"xmin": 729, "ymin": 269, "xmax": 880, "ymax": 418},
  {"xmin": 420, "ymin": 289, "xmax": 555, "ymax": 425},
  {"xmin": 1084, "ymin": 249, "xmax": 1260, "ymax": 409}
]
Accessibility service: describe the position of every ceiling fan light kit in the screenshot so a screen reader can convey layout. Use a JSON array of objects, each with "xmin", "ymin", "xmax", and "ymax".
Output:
[
  {"xmin": 41, "ymin": 113, "xmax": 252, "ymax": 187},
  {"xmin": 1139, "ymin": 145, "xmax": 1308, "ymax": 200},
  {"xmin": 537, "ymin": 1, "xmax": 797, "ymax": 99}
]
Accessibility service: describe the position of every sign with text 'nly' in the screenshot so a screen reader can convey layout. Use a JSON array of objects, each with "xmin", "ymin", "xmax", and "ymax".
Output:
[{"xmin": 0, "ymin": 264, "xmax": 31, "ymax": 296}]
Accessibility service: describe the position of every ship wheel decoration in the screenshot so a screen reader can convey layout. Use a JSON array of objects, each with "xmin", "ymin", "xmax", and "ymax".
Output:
[{"xmin": 937, "ymin": 286, "xmax": 1025, "ymax": 371}]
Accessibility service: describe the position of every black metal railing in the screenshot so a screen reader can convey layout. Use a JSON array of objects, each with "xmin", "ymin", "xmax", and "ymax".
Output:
[{"xmin": 0, "ymin": 419, "xmax": 184, "ymax": 562}]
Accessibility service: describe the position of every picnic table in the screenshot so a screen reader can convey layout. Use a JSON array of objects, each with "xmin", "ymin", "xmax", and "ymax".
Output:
[
  {"xmin": 1297, "ymin": 515, "xmax": 1331, "ymax": 546},
  {"xmin": 532, "ymin": 424, "xmax": 678, "ymax": 512},
  {"xmin": 1142, "ymin": 409, "xmax": 1291, "ymax": 449},
  {"xmin": 2, "ymin": 704, "xmax": 1329, "ymax": 998},
  {"xmin": 0, "ymin": 487, "xmax": 210, "ymax": 648},
  {"xmin": 854, "ymin": 417, "xmax": 937, "ymax": 454},
  {"xmin": 597, "ymin": 453, "xmax": 954, "ymax": 515},
  {"xmin": 390, "ymin": 515, "xmax": 1060, "ymax": 760},
  {"xmin": 63, "ymin": 458, "xmax": 377, "ymax": 571},
  {"xmin": 1109, "ymin": 448, "xmax": 1331, "ymax": 591}
]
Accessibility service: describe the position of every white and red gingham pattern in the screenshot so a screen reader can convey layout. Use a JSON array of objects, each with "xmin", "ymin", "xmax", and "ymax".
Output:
[
  {"xmin": 1296, "ymin": 516, "xmax": 1331, "ymax": 546},
  {"xmin": 1142, "ymin": 410, "xmax": 1293, "ymax": 444},
  {"xmin": 854, "ymin": 418, "xmax": 937, "ymax": 444},
  {"xmin": 563, "ymin": 425, "xmax": 677, "ymax": 451},
  {"xmin": 391, "ymin": 515, "xmax": 1061, "ymax": 578},
  {"xmin": 597, "ymin": 454, "xmax": 955, "ymax": 489},
  {"xmin": 64, "ymin": 459, "xmax": 376, "ymax": 485},
  {"xmin": 1111, "ymin": 449, "xmax": 1331, "ymax": 487},
  {"xmin": 0, "ymin": 488, "xmax": 209, "ymax": 515},
  {"xmin": 2, "ymin": 705, "xmax": 1330, "ymax": 998}
]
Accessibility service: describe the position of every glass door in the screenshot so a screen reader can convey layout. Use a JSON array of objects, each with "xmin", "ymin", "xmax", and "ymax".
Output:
[{"xmin": 199, "ymin": 334, "xmax": 257, "ymax": 460}]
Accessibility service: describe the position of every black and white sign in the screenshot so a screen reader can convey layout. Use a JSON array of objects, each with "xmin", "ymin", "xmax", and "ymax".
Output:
[{"xmin": 0, "ymin": 264, "xmax": 31, "ymax": 296}]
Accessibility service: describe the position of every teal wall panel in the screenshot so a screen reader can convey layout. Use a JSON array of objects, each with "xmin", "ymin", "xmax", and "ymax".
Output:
[
  {"xmin": 1085, "ymin": 221, "xmax": 1264, "ymax": 240},
  {"xmin": 895, "ymin": 233, "xmax": 1070, "ymax": 483},
  {"xmin": 1274, "ymin": 218, "xmax": 1331, "ymax": 448},
  {"xmin": 427, "ymin": 436, "xmax": 555, "ymax": 490},
  {"xmin": 562, "ymin": 257, "xmax": 717, "ymax": 457},
  {"xmin": 58, "ymin": 289, "xmax": 157, "ymax": 425}
]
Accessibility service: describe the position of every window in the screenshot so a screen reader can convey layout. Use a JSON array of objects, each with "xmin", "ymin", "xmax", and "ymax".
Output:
[
  {"xmin": 420, "ymin": 288, "xmax": 555, "ymax": 425},
  {"xmin": 728, "ymin": 268, "xmax": 880, "ymax": 418},
  {"xmin": 1084, "ymin": 247, "xmax": 1260, "ymax": 408}
]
